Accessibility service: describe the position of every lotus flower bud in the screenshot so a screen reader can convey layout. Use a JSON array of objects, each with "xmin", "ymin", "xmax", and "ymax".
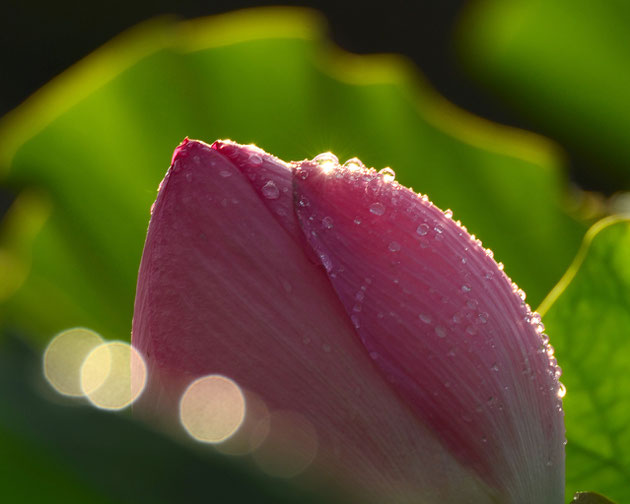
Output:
[{"xmin": 132, "ymin": 139, "xmax": 565, "ymax": 503}]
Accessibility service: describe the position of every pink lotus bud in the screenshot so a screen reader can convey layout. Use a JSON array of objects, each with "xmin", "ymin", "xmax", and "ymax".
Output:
[{"xmin": 133, "ymin": 139, "xmax": 565, "ymax": 503}]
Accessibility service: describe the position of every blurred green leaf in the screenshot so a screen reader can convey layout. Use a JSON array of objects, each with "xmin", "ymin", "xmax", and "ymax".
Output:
[
  {"xmin": 0, "ymin": 333, "xmax": 341, "ymax": 503},
  {"xmin": 457, "ymin": 0, "xmax": 630, "ymax": 187},
  {"xmin": 540, "ymin": 218, "xmax": 630, "ymax": 502},
  {"xmin": 0, "ymin": 7, "xmax": 585, "ymax": 346},
  {"xmin": 572, "ymin": 491, "xmax": 618, "ymax": 504}
]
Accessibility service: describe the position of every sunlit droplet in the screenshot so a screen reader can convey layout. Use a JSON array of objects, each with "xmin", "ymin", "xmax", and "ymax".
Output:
[
  {"xmin": 343, "ymin": 157, "xmax": 364, "ymax": 171},
  {"xmin": 557, "ymin": 383, "xmax": 567, "ymax": 398},
  {"xmin": 81, "ymin": 341, "xmax": 147, "ymax": 410},
  {"xmin": 44, "ymin": 328, "xmax": 104, "ymax": 397},
  {"xmin": 180, "ymin": 375, "xmax": 246, "ymax": 443},
  {"xmin": 313, "ymin": 152, "xmax": 338, "ymax": 174},
  {"xmin": 379, "ymin": 167, "xmax": 395, "ymax": 182}
]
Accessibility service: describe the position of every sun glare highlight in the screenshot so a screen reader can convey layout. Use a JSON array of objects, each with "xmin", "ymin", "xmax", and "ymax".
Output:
[
  {"xmin": 44, "ymin": 328, "xmax": 104, "ymax": 396},
  {"xmin": 80, "ymin": 341, "xmax": 147, "ymax": 410},
  {"xmin": 179, "ymin": 375, "xmax": 246, "ymax": 444}
]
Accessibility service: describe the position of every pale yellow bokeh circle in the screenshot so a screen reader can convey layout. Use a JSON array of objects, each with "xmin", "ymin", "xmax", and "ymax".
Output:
[
  {"xmin": 252, "ymin": 411, "xmax": 318, "ymax": 478},
  {"xmin": 43, "ymin": 328, "xmax": 104, "ymax": 396},
  {"xmin": 80, "ymin": 341, "xmax": 147, "ymax": 410},
  {"xmin": 179, "ymin": 375, "xmax": 246, "ymax": 444}
]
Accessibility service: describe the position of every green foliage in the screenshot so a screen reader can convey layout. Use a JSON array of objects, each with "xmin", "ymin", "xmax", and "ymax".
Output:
[
  {"xmin": 0, "ymin": 8, "xmax": 584, "ymax": 347},
  {"xmin": 541, "ymin": 219, "xmax": 630, "ymax": 502},
  {"xmin": 458, "ymin": 0, "xmax": 630, "ymax": 187}
]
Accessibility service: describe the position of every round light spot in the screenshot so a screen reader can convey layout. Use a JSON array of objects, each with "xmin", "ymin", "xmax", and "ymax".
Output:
[
  {"xmin": 252, "ymin": 411, "xmax": 318, "ymax": 478},
  {"xmin": 180, "ymin": 375, "xmax": 246, "ymax": 443},
  {"xmin": 43, "ymin": 328, "xmax": 104, "ymax": 396},
  {"xmin": 80, "ymin": 341, "xmax": 147, "ymax": 410},
  {"xmin": 216, "ymin": 391, "xmax": 270, "ymax": 455}
]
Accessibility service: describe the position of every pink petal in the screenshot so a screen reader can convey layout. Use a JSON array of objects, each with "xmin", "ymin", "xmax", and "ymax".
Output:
[
  {"xmin": 133, "ymin": 139, "xmax": 499, "ymax": 503},
  {"xmin": 293, "ymin": 159, "xmax": 565, "ymax": 503}
]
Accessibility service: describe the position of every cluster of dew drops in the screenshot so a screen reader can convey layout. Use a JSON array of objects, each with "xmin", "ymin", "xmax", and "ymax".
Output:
[{"xmin": 291, "ymin": 151, "xmax": 566, "ymax": 409}]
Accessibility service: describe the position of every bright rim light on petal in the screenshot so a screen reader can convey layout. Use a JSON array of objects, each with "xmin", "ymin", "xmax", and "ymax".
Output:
[
  {"xmin": 43, "ymin": 328, "xmax": 104, "ymax": 396},
  {"xmin": 80, "ymin": 341, "xmax": 147, "ymax": 410},
  {"xmin": 312, "ymin": 152, "xmax": 338, "ymax": 174},
  {"xmin": 252, "ymin": 411, "xmax": 318, "ymax": 478},
  {"xmin": 179, "ymin": 375, "xmax": 246, "ymax": 443}
]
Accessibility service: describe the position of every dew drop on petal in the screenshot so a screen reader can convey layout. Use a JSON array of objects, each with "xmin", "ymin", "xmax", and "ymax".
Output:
[
  {"xmin": 379, "ymin": 167, "xmax": 396, "ymax": 182},
  {"xmin": 261, "ymin": 180, "xmax": 280, "ymax": 200},
  {"xmin": 444, "ymin": 209, "xmax": 453, "ymax": 219},
  {"xmin": 369, "ymin": 202, "xmax": 385, "ymax": 216},
  {"xmin": 388, "ymin": 241, "xmax": 401, "ymax": 252},
  {"xmin": 435, "ymin": 326, "xmax": 447, "ymax": 338},
  {"xmin": 353, "ymin": 217, "xmax": 362, "ymax": 225},
  {"xmin": 322, "ymin": 216, "xmax": 334, "ymax": 229},
  {"xmin": 343, "ymin": 157, "xmax": 364, "ymax": 171},
  {"xmin": 461, "ymin": 285, "xmax": 471, "ymax": 293},
  {"xmin": 416, "ymin": 223, "xmax": 429, "ymax": 236},
  {"xmin": 557, "ymin": 383, "xmax": 567, "ymax": 398},
  {"xmin": 419, "ymin": 313, "xmax": 432, "ymax": 324},
  {"xmin": 249, "ymin": 154, "xmax": 263, "ymax": 166},
  {"xmin": 219, "ymin": 170, "xmax": 232, "ymax": 178}
]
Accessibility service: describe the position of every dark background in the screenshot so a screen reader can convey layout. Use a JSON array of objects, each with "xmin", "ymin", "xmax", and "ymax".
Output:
[{"xmin": 0, "ymin": 0, "xmax": 600, "ymax": 192}]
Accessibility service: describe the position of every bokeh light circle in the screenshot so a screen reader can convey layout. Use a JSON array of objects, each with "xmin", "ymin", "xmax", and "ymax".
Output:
[
  {"xmin": 179, "ymin": 375, "xmax": 246, "ymax": 444},
  {"xmin": 43, "ymin": 327, "xmax": 104, "ymax": 396},
  {"xmin": 80, "ymin": 341, "xmax": 147, "ymax": 410}
]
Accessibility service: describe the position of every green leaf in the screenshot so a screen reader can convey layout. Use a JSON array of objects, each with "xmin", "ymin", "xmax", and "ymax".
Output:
[
  {"xmin": 539, "ymin": 218, "xmax": 630, "ymax": 502},
  {"xmin": 0, "ymin": 333, "xmax": 342, "ymax": 503},
  {"xmin": 0, "ymin": 8, "xmax": 587, "ymax": 346},
  {"xmin": 457, "ymin": 0, "xmax": 630, "ymax": 187},
  {"xmin": 572, "ymin": 491, "xmax": 617, "ymax": 504}
]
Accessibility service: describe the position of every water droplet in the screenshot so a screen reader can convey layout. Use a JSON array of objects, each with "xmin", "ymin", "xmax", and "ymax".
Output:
[
  {"xmin": 434, "ymin": 225, "xmax": 444, "ymax": 234},
  {"xmin": 369, "ymin": 202, "xmax": 385, "ymax": 215},
  {"xmin": 478, "ymin": 312, "xmax": 489, "ymax": 324},
  {"xmin": 419, "ymin": 313, "xmax": 432, "ymax": 324},
  {"xmin": 355, "ymin": 291, "xmax": 365, "ymax": 301},
  {"xmin": 353, "ymin": 304, "xmax": 362, "ymax": 313},
  {"xmin": 465, "ymin": 325, "xmax": 477, "ymax": 336},
  {"xmin": 319, "ymin": 254, "xmax": 332, "ymax": 272},
  {"xmin": 249, "ymin": 154, "xmax": 263, "ymax": 166},
  {"xmin": 444, "ymin": 209, "xmax": 453, "ymax": 219},
  {"xmin": 491, "ymin": 363, "xmax": 499, "ymax": 372},
  {"xmin": 461, "ymin": 285, "xmax": 471, "ymax": 293},
  {"xmin": 485, "ymin": 271, "xmax": 494, "ymax": 280},
  {"xmin": 466, "ymin": 299, "xmax": 478, "ymax": 309},
  {"xmin": 219, "ymin": 170, "xmax": 232, "ymax": 178},
  {"xmin": 388, "ymin": 241, "xmax": 401, "ymax": 252},
  {"xmin": 517, "ymin": 288, "xmax": 526, "ymax": 301},
  {"xmin": 298, "ymin": 196, "xmax": 310, "ymax": 207},
  {"xmin": 351, "ymin": 315, "xmax": 360, "ymax": 328},
  {"xmin": 497, "ymin": 262, "xmax": 504, "ymax": 271},
  {"xmin": 416, "ymin": 223, "xmax": 429, "ymax": 236},
  {"xmin": 353, "ymin": 217, "xmax": 362, "ymax": 225},
  {"xmin": 322, "ymin": 216, "xmax": 334, "ymax": 229},
  {"xmin": 343, "ymin": 157, "xmax": 364, "ymax": 171},
  {"xmin": 261, "ymin": 180, "xmax": 280, "ymax": 200},
  {"xmin": 379, "ymin": 167, "xmax": 396, "ymax": 182},
  {"xmin": 313, "ymin": 152, "xmax": 338, "ymax": 165},
  {"xmin": 313, "ymin": 152, "xmax": 338, "ymax": 174},
  {"xmin": 435, "ymin": 326, "xmax": 447, "ymax": 338}
]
